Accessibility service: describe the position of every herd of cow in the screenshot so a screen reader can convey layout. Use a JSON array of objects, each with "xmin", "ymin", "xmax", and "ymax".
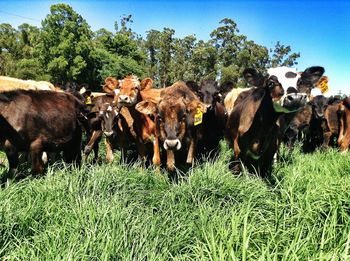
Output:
[{"xmin": 0, "ymin": 65, "xmax": 349, "ymax": 182}]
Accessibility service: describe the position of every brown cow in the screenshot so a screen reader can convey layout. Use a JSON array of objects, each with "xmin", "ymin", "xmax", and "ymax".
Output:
[
  {"xmin": 225, "ymin": 68, "xmax": 304, "ymax": 177},
  {"xmin": 136, "ymin": 81, "xmax": 206, "ymax": 171},
  {"xmin": 105, "ymin": 75, "xmax": 160, "ymax": 165},
  {"xmin": 0, "ymin": 90, "xmax": 84, "ymax": 181},
  {"xmin": 337, "ymin": 97, "xmax": 350, "ymax": 152}
]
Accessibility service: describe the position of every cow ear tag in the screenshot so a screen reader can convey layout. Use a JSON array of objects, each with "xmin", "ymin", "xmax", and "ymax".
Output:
[
  {"xmin": 194, "ymin": 107, "xmax": 203, "ymax": 126},
  {"xmin": 85, "ymin": 96, "xmax": 92, "ymax": 105},
  {"xmin": 318, "ymin": 78, "xmax": 329, "ymax": 94}
]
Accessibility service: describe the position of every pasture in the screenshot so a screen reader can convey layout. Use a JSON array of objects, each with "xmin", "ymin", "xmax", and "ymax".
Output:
[{"xmin": 1, "ymin": 144, "xmax": 350, "ymax": 260}]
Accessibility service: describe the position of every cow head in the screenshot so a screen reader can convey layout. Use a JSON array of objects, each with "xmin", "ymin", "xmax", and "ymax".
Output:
[
  {"xmin": 243, "ymin": 68, "xmax": 285, "ymax": 102},
  {"xmin": 310, "ymin": 95, "xmax": 328, "ymax": 119},
  {"xmin": 136, "ymin": 96, "xmax": 205, "ymax": 151},
  {"xmin": 268, "ymin": 66, "xmax": 325, "ymax": 106},
  {"xmin": 98, "ymin": 102, "xmax": 120, "ymax": 137},
  {"xmin": 115, "ymin": 76, "xmax": 153, "ymax": 107},
  {"xmin": 197, "ymin": 80, "xmax": 221, "ymax": 109}
]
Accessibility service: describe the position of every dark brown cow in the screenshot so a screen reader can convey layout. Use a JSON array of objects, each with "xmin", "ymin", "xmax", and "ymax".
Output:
[
  {"xmin": 83, "ymin": 94, "xmax": 114, "ymax": 162},
  {"xmin": 136, "ymin": 81, "xmax": 206, "ymax": 171},
  {"xmin": 0, "ymin": 90, "xmax": 84, "ymax": 180},
  {"xmin": 91, "ymin": 102, "xmax": 132, "ymax": 163},
  {"xmin": 225, "ymin": 68, "xmax": 303, "ymax": 177},
  {"xmin": 285, "ymin": 95, "xmax": 341, "ymax": 152},
  {"xmin": 323, "ymin": 97, "xmax": 341, "ymax": 148},
  {"xmin": 194, "ymin": 80, "xmax": 227, "ymax": 156},
  {"xmin": 337, "ymin": 97, "xmax": 350, "ymax": 152}
]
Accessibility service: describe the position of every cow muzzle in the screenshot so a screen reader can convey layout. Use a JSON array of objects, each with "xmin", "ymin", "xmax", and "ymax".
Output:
[
  {"xmin": 104, "ymin": 131, "xmax": 114, "ymax": 137},
  {"xmin": 118, "ymin": 95, "xmax": 134, "ymax": 105},
  {"xmin": 282, "ymin": 93, "xmax": 308, "ymax": 109},
  {"xmin": 164, "ymin": 139, "xmax": 182, "ymax": 151}
]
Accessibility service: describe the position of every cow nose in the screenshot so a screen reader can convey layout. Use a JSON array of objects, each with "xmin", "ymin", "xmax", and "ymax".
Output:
[
  {"xmin": 315, "ymin": 112, "xmax": 324, "ymax": 119},
  {"xmin": 104, "ymin": 131, "xmax": 114, "ymax": 137},
  {"xmin": 118, "ymin": 95, "xmax": 130, "ymax": 103},
  {"xmin": 164, "ymin": 139, "xmax": 182, "ymax": 151}
]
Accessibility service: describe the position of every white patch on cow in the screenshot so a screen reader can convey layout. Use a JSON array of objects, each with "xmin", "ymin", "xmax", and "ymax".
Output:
[
  {"xmin": 99, "ymin": 111, "xmax": 103, "ymax": 115},
  {"xmin": 107, "ymin": 105, "xmax": 112, "ymax": 112},
  {"xmin": 114, "ymin": 110, "xmax": 119, "ymax": 116},
  {"xmin": 268, "ymin": 66, "xmax": 300, "ymax": 91},
  {"xmin": 106, "ymin": 113, "xmax": 109, "ymax": 119},
  {"xmin": 42, "ymin": 152, "xmax": 48, "ymax": 164},
  {"xmin": 79, "ymin": 87, "xmax": 86, "ymax": 94},
  {"xmin": 114, "ymin": 89, "xmax": 120, "ymax": 95}
]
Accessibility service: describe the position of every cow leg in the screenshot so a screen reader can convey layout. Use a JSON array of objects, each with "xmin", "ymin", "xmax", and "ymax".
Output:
[
  {"xmin": 3, "ymin": 141, "xmax": 19, "ymax": 181},
  {"xmin": 166, "ymin": 150, "xmax": 175, "ymax": 171},
  {"xmin": 152, "ymin": 136, "xmax": 161, "ymax": 167},
  {"xmin": 137, "ymin": 141, "xmax": 147, "ymax": 165},
  {"xmin": 338, "ymin": 106, "xmax": 345, "ymax": 148},
  {"xmin": 84, "ymin": 130, "xmax": 102, "ymax": 160},
  {"xmin": 322, "ymin": 131, "xmax": 332, "ymax": 149},
  {"xmin": 64, "ymin": 128, "xmax": 82, "ymax": 166},
  {"xmin": 105, "ymin": 138, "xmax": 114, "ymax": 163},
  {"xmin": 30, "ymin": 139, "xmax": 44, "ymax": 175},
  {"xmin": 186, "ymin": 139, "xmax": 196, "ymax": 165},
  {"xmin": 233, "ymin": 137, "xmax": 241, "ymax": 160}
]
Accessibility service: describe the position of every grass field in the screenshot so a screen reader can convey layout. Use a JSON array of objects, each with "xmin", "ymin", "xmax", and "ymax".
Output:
[{"xmin": 1, "ymin": 144, "xmax": 350, "ymax": 260}]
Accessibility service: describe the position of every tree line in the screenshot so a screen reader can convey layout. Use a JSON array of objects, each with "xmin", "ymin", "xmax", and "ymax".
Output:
[{"xmin": 0, "ymin": 3, "xmax": 300, "ymax": 90}]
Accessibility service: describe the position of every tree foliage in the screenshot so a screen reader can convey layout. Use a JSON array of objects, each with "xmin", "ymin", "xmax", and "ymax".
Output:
[{"xmin": 0, "ymin": 4, "xmax": 300, "ymax": 89}]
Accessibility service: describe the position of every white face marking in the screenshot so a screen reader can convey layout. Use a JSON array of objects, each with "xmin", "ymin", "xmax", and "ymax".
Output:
[
  {"xmin": 114, "ymin": 89, "xmax": 120, "ymax": 95},
  {"xmin": 114, "ymin": 110, "xmax": 119, "ymax": 116},
  {"xmin": 99, "ymin": 111, "xmax": 103, "ymax": 115},
  {"xmin": 268, "ymin": 66, "xmax": 300, "ymax": 91},
  {"xmin": 106, "ymin": 113, "xmax": 110, "ymax": 119},
  {"xmin": 107, "ymin": 105, "xmax": 112, "ymax": 112}
]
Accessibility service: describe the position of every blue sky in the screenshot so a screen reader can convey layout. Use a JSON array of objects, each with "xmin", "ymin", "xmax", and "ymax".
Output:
[{"xmin": 1, "ymin": 0, "xmax": 349, "ymax": 95}]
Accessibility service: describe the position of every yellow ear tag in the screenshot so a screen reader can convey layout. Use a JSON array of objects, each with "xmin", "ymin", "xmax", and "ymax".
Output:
[
  {"xmin": 85, "ymin": 96, "xmax": 92, "ymax": 105},
  {"xmin": 194, "ymin": 107, "xmax": 203, "ymax": 126},
  {"xmin": 319, "ymin": 79, "xmax": 329, "ymax": 94}
]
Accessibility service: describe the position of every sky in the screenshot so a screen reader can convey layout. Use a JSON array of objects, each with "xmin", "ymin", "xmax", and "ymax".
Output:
[{"xmin": 0, "ymin": 0, "xmax": 349, "ymax": 95}]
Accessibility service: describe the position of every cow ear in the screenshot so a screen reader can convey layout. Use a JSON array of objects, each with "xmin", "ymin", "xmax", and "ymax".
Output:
[
  {"xmin": 135, "ymin": 101, "xmax": 157, "ymax": 115},
  {"xmin": 140, "ymin": 78, "xmax": 153, "ymax": 91},
  {"xmin": 243, "ymin": 68, "xmax": 265, "ymax": 87},
  {"xmin": 301, "ymin": 66, "xmax": 325, "ymax": 85},
  {"xmin": 238, "ymin": 88, "xmax": 266, "ymax": 133},
  {"xmin": 187, "ymin": 100, "xmax": 207, "ymax": 114},
  {"xmin": 103, "ymin": 77, "xmax": 119, "ymax": 93}
]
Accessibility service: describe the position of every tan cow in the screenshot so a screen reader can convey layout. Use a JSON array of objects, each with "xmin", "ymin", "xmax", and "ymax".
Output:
[{"xmin": 0, "ymin": 76, "xmax": 58, "ymax": 92}]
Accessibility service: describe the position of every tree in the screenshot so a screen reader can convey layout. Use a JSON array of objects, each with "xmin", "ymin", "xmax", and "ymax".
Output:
[
  {"xmin": 269, "ymin": 41, "xmax": 300, "ymax": 67},
  {"xmin": 38, "ymin": 4, "xmax": 94, "ymax": 84}
]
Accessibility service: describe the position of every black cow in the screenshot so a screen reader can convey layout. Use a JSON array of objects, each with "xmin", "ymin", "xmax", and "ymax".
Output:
[{"xmin": 195, "ymin": 80, "xmax": 227, "ymax": 157}]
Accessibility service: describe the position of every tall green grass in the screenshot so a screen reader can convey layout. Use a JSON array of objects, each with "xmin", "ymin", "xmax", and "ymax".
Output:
[{"xmin": 1, "ymin": 146, "xmax": 350, "ymax": 260}]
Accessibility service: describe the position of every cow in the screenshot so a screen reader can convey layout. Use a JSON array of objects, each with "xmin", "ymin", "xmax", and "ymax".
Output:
[
  {"xmin": 225, "ymin": 68, "xmax": 304, "ymax": 177},
  {"xmin": 337, "ymin": 98, "xmax": 350, "ymax": 152},
  {"xmin": 105, "ymin": 75, "xmax": 161, "ymax": 165},
  {"xmin": 268, "ymin": 66, "xmax": 326, "ymax": 148},
  {"xmin": 136, "ymin": 81, "xmax": 206, "ymax": 171},
  {"xmin": 0, "ymin": 76, "xmax": 58, "ymax": 92},
  {"xmin": 0, "ymin": 90, "xmax": 85, "ymax": 181},
  {"xmin": 83, "ymin": 94, "xmax": 115, "ymax": 162},
  {"xmin": 92, "ymin": 102, "xmax": 132, "ymax": 163},
  {"xmin": 267, "ymin": 66, "xmax": 325, "ymax": 104},
  {"xmin": 194, "ymin": 80, "xmax": 227, "ymax": 157},
  {"xmin": 285, "ymin": 95, "xmax": 341, "ymax": 152}
]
